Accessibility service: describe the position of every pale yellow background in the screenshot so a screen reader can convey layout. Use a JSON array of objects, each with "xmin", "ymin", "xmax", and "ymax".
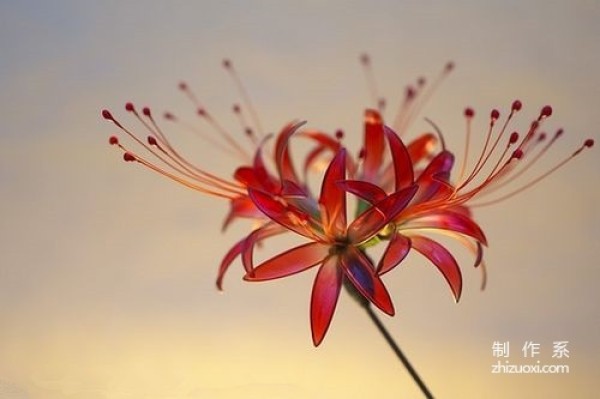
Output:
[{"xmin": 1, "ymin": 1, "xmax": 599, "ymax": 398}]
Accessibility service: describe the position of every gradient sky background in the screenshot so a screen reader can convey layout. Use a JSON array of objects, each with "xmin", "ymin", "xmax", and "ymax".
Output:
[{"xmin": 1, "ymin": 1, "xmax": 599, "ymax": 398}]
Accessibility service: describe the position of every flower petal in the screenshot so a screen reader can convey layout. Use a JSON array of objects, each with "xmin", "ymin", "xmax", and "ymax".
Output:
[
  {"xmin": 275, "ymin": 121, "xmax": 306, "ymax": 185},
  {"xmin": 244, "ymin": 242, "xmax": 329, "ymax": 281},
  {"xmin": 414, "ymin": 151, "xmax": 455, "ymax": 202},
  {"xmin": 410, "ymin": 235, "xmax": 463, "ymax": 302},
  {"xmin": 363, "ymin": 109, "xmax": 385, "ymax": 182},
  {"xmin": 384, "ymin": 125, "xmax": 414, "ymax": 190},
  {"xmin": 319, "ymin": 149, "xmax": 347, "ymax": 237},
  {"xmin": 348, "ymin": 185, "xmax": 417, "ymax": 242},
  {"xmin": 341, "ymin": 247, "xmax": 395, "ymax": 315},
  {"xmin": 222, "ymin": 196, "xmax": 261, "ymax": 231},
  {"xmin": 407, "ymin": 133, "xmax": 437, "ymax": 164},
  {"xmin": 336, "ymin": 180, "xmax": 386, "ymax": 204},
  {"xmin": 377, "ymin": 232, "xmax": 411, "ymax": 275},
  {"xmin": 216, "ymin": 223, "xmax": 284, "ymax": 289},
  {"xmin": 401, "ymin": 210, "xmax": 488, "ymax": 245},
  {"xmin": 310, "ymin": 256, "xmax": 343, "ymax": 346},
  {"xmin": 248, "ymin": 188, "xmax": 319, "ymax": 240}
]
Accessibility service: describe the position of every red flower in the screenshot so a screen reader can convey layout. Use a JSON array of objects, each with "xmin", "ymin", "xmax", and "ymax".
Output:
[{"xmin": 243, "ymin": 149, "xmax": 417, "ymax": 345}]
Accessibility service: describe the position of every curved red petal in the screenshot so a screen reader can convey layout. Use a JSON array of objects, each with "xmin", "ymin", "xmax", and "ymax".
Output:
[
  {"xmin": 363, "ymin": 109, "xmax": 385, "ymax": 182},
  {"xmin": 402, "ymin": 210, "xmax": 487, "ymax": 245},
  {"xmin": 348, "ymin": 185, "xmax": 417, "ymax": 242},
  {"xmin": 336, "ymin": 180, "xmax": 386, "ymax": 204},
  {"xmin": 414, "ymin": 151, "xmax": 455, "ymax": 202},
  {"xmin": 275, "ymin": 121, "xmax": 305, "ymax": 185},
  {"xmin": 341, "ymin": 247, "xmax": 395, "ymax": 315},
  {"xmin": 377, "ymin": 232, "xmax": 411, "ymax": 275},
  {"xmin": 310, "ymin": 256, "xmax": 343, "ymax": 346},
  {"xmin": 407, "ymin": 133, "xmax": 437, "ymax": 164},
  {"xmin": 244, "ymin": 242, "xmax": 328, "ymax": 281},
  {"xmin": 384, "ymin": 125, "xmax": 414, "ymax": 190},
  {"xmin": 216, "ymin": 223, "xmax": 284, "ymax": 289},
  {"xmin": 222, "ymin": 196, "xmax": 262, "ymax": 231},
  {"xmin": 319, "ymin": 149, "xmax": 347, "ymax": 237},
  {"xmin": 253, "ymin": 146, "xmax": 280, "ymax": 193},
  {"xmin": 410, "ymin": 235, "xmax": 463, "ymax": 302},
  {"xmin": 248, "ymin": 188, "xmax": 319, "ymax": 240}
]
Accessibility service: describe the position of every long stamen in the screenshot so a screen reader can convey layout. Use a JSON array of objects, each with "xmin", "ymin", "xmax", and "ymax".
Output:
[
  {"xmin": 360, "ymin": 53, "xmax": 386, "ymax": 113},
  {"xmin": 223, "ymin": 59, "xmax": 265, "ymax": 137}
]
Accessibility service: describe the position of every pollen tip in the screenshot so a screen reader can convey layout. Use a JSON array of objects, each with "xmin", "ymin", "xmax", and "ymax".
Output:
[
  {"xmin": 232, "ymin": 104, "xmax": 241, "ymax": 113},
  {"xmin": 142, "ymin": 107, "xmax": 151, "ymax": 117},
  {"xmin": 490, "ymin": 109, "xmax": 500, "ymax": 120},
  {"xmin": 464, "ymin": 107, "xmax": 475, "ymax": 118},
  {"xmin": 101, "ymin": 109, "xmax": 114, "ymax": 120},
  {"xmin": 147, "ymin": 136, "xmax": 158, "ymax": 146},
  {"xmin": 245, "ymin": 127, "xmax": 253, "ymax": 136},
  {"xmin": 405, "ymin": 86, "xmax": 416, "ymax": 100},
  {"xmin": 511, "ymin": 100, "xmax": 522, "ymax": 112},
  {"xmin": 417, "ymin": 77, "xmax": 426, "ymax": 87},
  {"xmin": 445, "ymin": 61, "xmax": 455, "ymax": 72},
  {"xmin": 335, "ymin": 129, "xmax": 344, "ymax": 140},
  {"xmin": 509, "ymin": 131, "xmax": 519, "ymax": 144},
  {"xmin": 512, "ymin": 149, "xmax": 524, "ymax": 159},
  {"xmin": 540, "ymin": 105, "xmax": 553, "ymax": 118},
  {"xmin": 585, "ymin": 138, "xmax": 594, "ymax": 148},
  {"xmin": 164, "ymin": 111, "xmax": 175, "ymax": 120},
  {"xmin": 123, "ymin": 152, "xmax": 136, "ymax": 162},
  {"xmin": 197, "ymin": 108, "xmax": 207, "ymax": 117},
  {"xmin": 538, "ymin": 132, "xmax": 547, "ymax": 141},
  {"xmin": 555, "ymin": 128, "xmax": 564, "ymax": 138},
  {"xmin": 359, "ymin": 53, "xmax": 370, "ymax": 65},
  {"xmin": 222, "ymin": 59, "xmax": 232, "ymax": 69},
  {"xmin": 178, "ymin": 81, "xmax": 187, "ymax": 90},
  {"xmin": 109, "ymin": 135, "xmax": 119, "ymax": 145},
  {"xmin": 125, "ymin": 102, "xmax": 135, "ymax": 112}
]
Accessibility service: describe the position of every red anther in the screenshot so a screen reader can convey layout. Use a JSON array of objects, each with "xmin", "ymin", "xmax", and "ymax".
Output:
[
  {"xmin": 511, "ymin": 100, "xmax": 522, "ymax": 112},
  {"xmin": 197, "ymin": 108, "xmax": 207, "ymax": 117},
  {"xmin": 405, "ymin": 86, "xmax": 416, "ymax": 100},
  {"xmin": 142, "ymin": 107, "xmax": 151, "ymax": 117},
  {"xmin": 377, "ymin": 98, "xmax": 386, "ymax": 109},
  {"xmin": 585, "ymin": 138, "xmax": 594, "ymax": 148},
  {"xmin": 360, "ymin": 53, "xmax": 370, "ymax": 65},
  {"xmin": 491, "ymin": 109, "xmax": 500, "ymax": 120},
  {"xmin": 512, "ymin": 149, "xmax": 524, "ymax": 159},
  {"xmin": 164, "ymin": 112, "xmax": 175, "ymax": 120},
  {"xmin": 540, "ymin": 105, "xmax": 553, "ymax": 118},
  {"xmin": 222, "ymin": 59, "xmax": 232, "ymax": 69},
  {"xmin": 147, "ymin": 136, "xmax": 158, "ymax": 146},
  {"xmin": 178, "ymin": 82, "xmax": 188, "ymax": 90},
  {"xmin": 123, "ymin": 152, "xmax": 136, "ymax": 162},
  {"xmin": 125, "ymin": 102, "xmax": 135, "ymax": 112},
  {"xmin": 538, "ymin": 132, "xmax": 547, "ymax": 141},
  {"xmin": 464, "ymin": 108, "xmax": 475, "ymax": 118},
  {"xmin": 417, "ymin": 77, "xmax": 426, "ymax": 87},
  {"xmin": 335, "ymin": 129, "xmax": 344, "ymax": 140},
  {"xmin": 232, "ymin": 104, "xmax": 241, "ymax": 113},
  {"xmin": 102, "ymin": 109, "xmax": 114, "ymax": 120},
  {"xmin": 245, "ymin": 128, "xmax": 253, "ymax": 136},
  {"xmin": 445, "ymin": 61, "xmax": 455, "ymax": 72},
  {"xmin": 509, "ymin": 132, "xmax": 519, "ymax": 144},
  {"xmin": 109, "ymin": 135, "xmax": 119, "ymax": 145},
  {"xmin": 554, "ymin": 128, "xmax": 564, "ymax": 138}
]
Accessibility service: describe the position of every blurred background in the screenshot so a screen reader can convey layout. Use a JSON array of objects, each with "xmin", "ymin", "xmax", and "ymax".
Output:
[{"xmin": 1, "ymin": 1, "xmax": 599, "ymax": 398}]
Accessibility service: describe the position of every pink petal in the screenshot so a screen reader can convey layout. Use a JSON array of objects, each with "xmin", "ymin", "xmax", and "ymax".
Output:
[
  {"xmin": 319, "ymin": 149, "xmax": 347, "ymax": 237},
  {"xmin": 244, "ymin": 242, "xmax": 329, "ymax": 281},
  {"xmin": 410, "ymin": 235, "xmax": 463, "ymax": 302},
  {"xmin": 384, "ymin": 125, "xmax": 414, "ymax": 190},
  {"xmin": 310, "ymin": 256, "xmax": 343, "ymax": 346},
  {"xmin": 222, "ymin": 196, "xmax": 261, "ymax": 231},
  {"xmin": 377, "ymin": 233, "xmax": 411, "ymax": 275},
  {"xmin": 362, "ymin": 109, "xmax": 385, "ymax": 182},
  {"xmin": 348, "ymin": 185, "xmax": 417, "ymax": 242},
  {"xmin": 341, "ymin": 247, "xmax": 395, "ymax": 316}
]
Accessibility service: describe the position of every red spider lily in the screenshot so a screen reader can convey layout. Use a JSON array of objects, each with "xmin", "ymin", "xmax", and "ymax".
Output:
[{"xmin": 242, "ymin": 148, "xmax": 418, "ymax": 345}]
